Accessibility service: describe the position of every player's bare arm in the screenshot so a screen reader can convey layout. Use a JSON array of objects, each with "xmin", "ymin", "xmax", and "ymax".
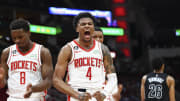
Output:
[
  {"xmin": 112, "ymin": 84, "xmax": 123, "ymax": 101},
  {"xmin": 24, "ymin": 46, "xmax": 53, "ymax": 98},
  {"xmin": 32, "ymin": 46, "xmax": 53, "ymax": 91},
  {"xmin": 100, "ymin": 43, "xmax": 117, "ymax": 96},
  {"xmin": 140, "ymin": 75, "xmax": 147, "ymax": 101},
  {"xmin": 101, "ymin": 44, "xmax": 115, "ymax": 74},
  {"xmin": 53, "ymin": 44, "xmax": 80, "ymax": 99},
  {"xmin": 0, "ymin": 64, "xmax": 5, "ymax": 88},
  {"xmin": 167, "ymin": 75, "xmax": 176, "ymax": 101},
  {"xmin": 0, "ymin": 48, "xmax": 10, "ymax": 88}
]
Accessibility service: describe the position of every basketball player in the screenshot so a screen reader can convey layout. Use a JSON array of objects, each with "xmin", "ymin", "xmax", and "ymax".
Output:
[
  {"xmin": 0, "ymin": 18, "xmax": 53, "ymax": 101},
  {"xmin": 140, "ymin": 58, "xmax": 176, "ymax": 101},
  {"xmin": 92, "ymin": 27, "xmax": 104, "ymax": 43},
  {"xmin": 53, "ymin": 12, "xmax": 118, "ymax": 101},
  {"xmin": 92, "ymin": 27, "xmax": 123, "ymax": 101}
]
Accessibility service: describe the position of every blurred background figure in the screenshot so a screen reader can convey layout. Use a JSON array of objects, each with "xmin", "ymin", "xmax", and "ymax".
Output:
[{"xmin": 141, "ymin": 58, "xmax": 176, "ymax": 101}]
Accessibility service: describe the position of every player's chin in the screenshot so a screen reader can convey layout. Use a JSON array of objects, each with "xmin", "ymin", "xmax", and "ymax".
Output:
[
  {"xmin": 17, "ymin": 45, "xmax": 24, "ymax": 49},
  {"xmin": 84, "ymin": 39, "xmax": 91, "ymax": 43},
  {"xmin": 17, "ymin": 43, "xmax": 25, "ymax": 48}
]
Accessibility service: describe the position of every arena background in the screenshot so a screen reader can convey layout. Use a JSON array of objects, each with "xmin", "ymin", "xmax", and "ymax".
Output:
[{"xmin": 0, "ymin": 0, "xmax": 180, "ymax": 100}]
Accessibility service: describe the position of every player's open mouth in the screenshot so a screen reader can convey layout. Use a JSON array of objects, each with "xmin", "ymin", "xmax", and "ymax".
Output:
[
  {"xmin": 84, "ymin": 31, "xmax": 90, "ymax": 35},
  {"xmin": 84, "ymin": 31, "xmax": 91, "ymax": 39}
]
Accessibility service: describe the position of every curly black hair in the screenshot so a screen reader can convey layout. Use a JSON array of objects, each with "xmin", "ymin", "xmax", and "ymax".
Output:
[
  {"xmin": 94, "ymin": 26, "xmax": 103, "ymax": 32},
  {"xmin": 152, "ymin": 58, "xmax": 165, "ymax": 70},
  {"xmin": 10, "ymin": 18, "xmax": 30, "ymax": 32},
  {"xmin": 73, "ymin": 12, "xmax": 96, "ymax": 29}
]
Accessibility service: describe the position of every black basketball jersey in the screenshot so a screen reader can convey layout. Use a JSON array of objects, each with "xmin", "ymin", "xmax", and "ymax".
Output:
[{"xmin": 145, "ymin": 72, "xmax": 169, "ymax": 101}]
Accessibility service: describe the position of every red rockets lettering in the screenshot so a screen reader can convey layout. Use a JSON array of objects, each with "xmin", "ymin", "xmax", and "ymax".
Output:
[
  {"xmin": 74, "ymin": 57, "xmax": 103, "ymax": 68},
  {"xmin": 11, "ymin": 60, "xmax": 37, "ymax": 71}
]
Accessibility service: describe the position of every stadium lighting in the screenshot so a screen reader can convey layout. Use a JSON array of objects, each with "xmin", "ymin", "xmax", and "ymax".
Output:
[
  {"xmin": 176, "ymin": 29, "xmax": 180, "ymax": 36},
  {"xmin": 30, "ymin": 24, "xmax": 60, "ymax": 35},
  {"xmin": 49, "ymin": 7, "xmax": 112, "ymax": 26},
  {"xmin": 100, "ymin": 27, "xmax": 124, "ymax": 36}
]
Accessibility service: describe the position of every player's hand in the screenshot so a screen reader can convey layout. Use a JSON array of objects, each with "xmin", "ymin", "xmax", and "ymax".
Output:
[
  {"xmin": 24, "ymin": 84, "xmax": 33, "ymax": 98},
  {"xmin": 93, "ymin": 91, "xmax": 106, "ymax": 101},
  {"xmin": 78, "ymin": 92, "xmax": 91, "ymax": 101},
  {"xmin": 112, "ymin": 84, "xmax": 123, "ymax": 101},
  {"xmin": 0, "ymin": 67, "xmax": 6, "ymax": 88}
]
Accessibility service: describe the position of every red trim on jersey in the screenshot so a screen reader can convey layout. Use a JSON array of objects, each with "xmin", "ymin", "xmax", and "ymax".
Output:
[
  {"xmin": 97, "ymin": 41, "xmax": 103, "ymax": 60},
  {"xmin": 38, "ymin": 45, "xmax": 41, "ymax": 66},
  {"xmin": 16, "ymin": 42, "xmax": 36, "ymax": 56},
  {"xmin": 43, "ymin": 96, "xmax": 46, "ymax": 101},
  {"xmin": 73, "ymin": 40, "xmax": 96, "ymax": 52},
  {"xmin": 67, "ymin": 95, "xmax": 70, "ymax": 101},
  {"xmin": 44, "ymin": 90, "xmax": 47, "ymax": 96},
  {"xmin": 7, "ymin": 47, "xmax": 12, "ymax": 66},
  {"xmin": 68, "ymin": 43, "xmax": 75, "ymax": 65}
]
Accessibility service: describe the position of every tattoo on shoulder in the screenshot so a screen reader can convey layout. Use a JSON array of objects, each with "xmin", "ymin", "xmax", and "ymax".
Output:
[
  {"xmin": 101, "ymin": 44, "xmax": 115, "ymax": 73},
  {"xmin": 102, "ymin": 44, "xmax": 110, "ymax": 58}
]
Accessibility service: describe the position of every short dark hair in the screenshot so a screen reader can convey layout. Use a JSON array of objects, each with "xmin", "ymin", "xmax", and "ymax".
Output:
[
  {"xmin": 73, "ymin": 12, "xmax": 96, "ymax": 29},
  {"xmin": 152, "ymin": 58, "xmax": 164, "ymax": 70},
  {"xmin": 94, "ymin": 26, "xmax": 103, "ymax": 32},
  {"xmin": 10, "ymin": 18, "xmax": 30, "ymax": 32}
]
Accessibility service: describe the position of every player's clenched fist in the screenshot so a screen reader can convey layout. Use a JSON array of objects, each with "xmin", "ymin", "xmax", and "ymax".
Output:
[
  {"xmin": 78, "ymin": 92, "xmax": 92, "ymax": 101},
  {"xmin": 93, "ymin": 91, "xmax": 106, "ymax": 101},
  {"xmin": 24, "ymin": 84, "xmax": 33, "ymax": 98}
]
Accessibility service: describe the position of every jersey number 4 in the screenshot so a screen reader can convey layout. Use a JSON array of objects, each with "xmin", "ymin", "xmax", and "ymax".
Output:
[
  {"xmin": 20, "ymin": 72, "xmax": 26, "ymax": 84},
  {"xmin": 86, "ymin": 67, "xmax": 92, "ymax": 80}
]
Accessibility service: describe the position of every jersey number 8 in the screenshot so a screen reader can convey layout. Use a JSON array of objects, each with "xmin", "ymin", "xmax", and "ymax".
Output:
[{"xmin": 20, "ymin": 72, "xmax": 26, "ymax": 84}]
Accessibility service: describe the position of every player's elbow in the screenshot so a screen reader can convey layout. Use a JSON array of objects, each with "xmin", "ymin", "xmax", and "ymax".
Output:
[
  {"xmin": 0, "ymin": 79, "xmax": 6, "ymax": 88},
  {"xmin": 46, "ymin": 74, "xmax": 53, "ymax": 89},
  {"xmin": 52, "ymin": 75, "xmax": 61, "ymax": 88},
  {"xmin": 47, "ymin": 80, "xmax": 52, "ymax": 89},
  {"xmin": 0, "ymin": 84, "xmax": 5, "ymax": 88},
  {"xmin": 43, "ymin": 77, "xmax": 52, "ymax": 89}
]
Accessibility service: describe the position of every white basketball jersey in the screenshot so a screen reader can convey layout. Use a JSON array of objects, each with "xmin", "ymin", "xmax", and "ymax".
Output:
[
  {"xmin": 67, "ymin": 40, "xmax": 105, "ymax": 89},
  {"xmin": 7, "ymin": 43, "xmax": 46, "ymax": 98}
]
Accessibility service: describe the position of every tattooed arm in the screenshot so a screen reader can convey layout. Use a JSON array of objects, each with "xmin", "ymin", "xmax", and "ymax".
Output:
[
  {"xmin": 101, "ymin": 44, "xmax": 116, "ymax": 74},
  {"xmin": 101, "ymin": 44, "xmax": 118, "ymax": 95}
]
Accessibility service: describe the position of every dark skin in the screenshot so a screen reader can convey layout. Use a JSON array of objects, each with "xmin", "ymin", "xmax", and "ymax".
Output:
[
  {"xmin": 0, "ymin": 29, "xmax": 53, "ymax": 98},
  {"xmin": 92, "ymin": 30, "xmax": 104, "ymax": 43},
  {"xmin": 53, "ymin": 17, "xmax": 116, "ymax": 101},
  {"xmin": 0, "ymin": 64, "xmax": 5, "ymax": 88},
  {"xmin": 92, "ymin": 30, "xmax": 123, "ymax": 101}
]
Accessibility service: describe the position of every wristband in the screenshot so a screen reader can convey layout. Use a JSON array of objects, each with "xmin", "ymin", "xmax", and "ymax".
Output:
[{"xmin": 78, "ymin": 93, "xmax": 84, "ymax": 100}]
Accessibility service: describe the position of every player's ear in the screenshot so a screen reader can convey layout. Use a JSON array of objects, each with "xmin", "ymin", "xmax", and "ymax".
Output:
[
  {"xmin": 27, "ymin": 31, "xmax": 31, "ymax": 37},
  {"xmin": 76, "ymin": 27, "xmax": 79, "ymax": 33}
]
